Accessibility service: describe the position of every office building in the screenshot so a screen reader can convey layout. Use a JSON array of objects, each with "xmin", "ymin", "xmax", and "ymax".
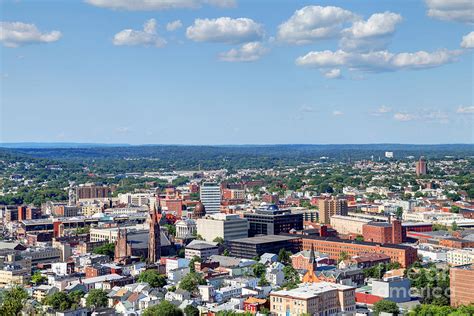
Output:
[
  {"xmin": 228, "ymin": 235, "xmax": 301, "ymax": 259},
  {"xmin": 244, "ymin": 205, "xmax": 303, "ymax": 237},
  {"xmin": 76, "ymin": 184, "xmax": 111, "ymax": 200},
  {"xmin": 362, "ymin": 219, "xmax": 403, "ymax": 244},
  {"xmin": 270, "ymin": 282, "xmax": 356, "ymax": 316},
  {"xmin": 450, "ymin": 264, "xmax": 474, "ymax": 307},
  {"xmin": 200, "ymin": 182, "xmax": 221, "ymax": 213},
  {"xmin": 330, "ymin": 215, "xmax": 371, "ymax": 236},
  {"xmin": 318, "ymin": 197, "xmax": 348, "ymax": 224},
  {"xmin": 196, "ymin": 213, "xmax": 248, "ymax": 242}
]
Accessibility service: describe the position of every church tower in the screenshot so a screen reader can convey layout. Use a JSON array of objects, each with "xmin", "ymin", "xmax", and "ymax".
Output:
[
  {"xmin": 148, "ymin": 208, "xmax": 161, "ymax": 264},
  {"xmin": 114, "ymin": 228, "xmax": 128, "ymax": 262}
]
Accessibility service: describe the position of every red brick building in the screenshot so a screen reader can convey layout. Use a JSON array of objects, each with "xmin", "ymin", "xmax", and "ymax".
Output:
[
  {"xmin": 450, "ymin": 264, "xmax": 474, "ymax": 307},
  {"xmin": 362, "ymin": 220, "xmax": 403, "ymax": 244},
  {"xmin": 300, "ymin": 236, "xmax": 417, "ymax": 268}
]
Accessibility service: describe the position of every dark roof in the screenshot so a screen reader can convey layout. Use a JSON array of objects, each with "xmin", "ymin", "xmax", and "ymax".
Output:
[
  {"xmin": 299, "ymin": 235, "xmax": 415, "ymax": 250},
  {"xmin": 229, "ymin": 235, "xmax": 300, "ymax": 245}
]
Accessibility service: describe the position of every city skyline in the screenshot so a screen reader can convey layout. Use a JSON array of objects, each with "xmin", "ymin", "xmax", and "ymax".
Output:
[{"xmin": 1, "ymin": 0, "xmax": 473, "ymax": 144}]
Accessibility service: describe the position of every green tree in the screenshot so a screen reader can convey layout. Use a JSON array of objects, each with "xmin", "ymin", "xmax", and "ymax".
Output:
[
  {"xmin": 143, "ymin": 301, "xmax": 183, "ymax": 316},
  {"xmin": 165, "ymin": 224, "xmax": 176, "ymax": 237},
  {"xmin": 278, "ymin": 249, "xmax": 291, "ymax": 264},
  {"xmin": 373, "ymin": 300, "xmax": 399, "ymax": 315},
  {"xmin": 0, "ymin": 286, "xmax": 28, "ymax": 316},
  {"xmin": 213, "ymin": 237, "xmax": 225, "ymax": 245},
  {"xmin": 355, "ymin": 235, "xmax": 364, "ymax": 242},
  {"xmin": 31, "ymin": 271, "xmax": 47, "ymax": 285},
  {"xmin": 43, "ymin": 292, "xmax": 70, "ymax": 311},
  {"xmin": 252, "ymin": 263, "xmax": 266, "ymax": 278},
  {"xmin": 189, "ymin": 256, "xmax": 202, "ymax": 273},
  {"xmin": 451, "ymin": 221, "xmax": 458, "ymax": 231},
  {"xmin": 138, "ymin": 270, "xmax": 167, "ymax": 288},
  {"xmin": 92, "ymin": 243, "xmax": 115, "ymax": 259},
  {"xmin": 338, "ymin": 251, "xmax": 350, "ymax": 263},
  {"xmin": 183, "ymin": 305, "xmax": 199, "ymax": 316},
  {"xmin": 179, "ymin": 272, "xmax": 206, "ymax": 293},
  {"xmin": 85, "ymin": 289, "xmax": 108, "ymax": 309},
  {"xmin": 258, "ymin": 274, "xmax": 270, "ymax": 286}
]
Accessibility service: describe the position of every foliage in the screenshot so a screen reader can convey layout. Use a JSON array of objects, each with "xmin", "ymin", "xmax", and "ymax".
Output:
[
  {"xmin": 406, "ymin": 266, "xmax": 450, "ymax": 305},
  {"xmin": 92, "ymin": 243, "xmax": 115, "ymax": 259},
  {"xmin": 85, "ymin": 289, "xmax": 108, "ymax": 309},
  {"xmin": 278, "ymin": 249, "xmax": 291, "ymax": 265},
  {"xmin": 189, "ymin": 256, "xmax": 202, "ymax": 273},
  {"xmin": 0, "ymin": 286, "xmax": 28, "ymax": 316},
  {"xmin": 373, "ymin": 299, "xmax": 399, "ymax": 315},
  {"xmin": 31, "ymin": 271, "xmax": 47, "ymax": 285},
  {"xmin": 213, "ymin": 237, "xmax": 225, "ymax": 245},
  {"xmin": 258, "ymin": 275, "xmax": 270, "ymax": 286},
  {"xmin": 183, "ymin": 305, "xmax": 199, "ymax": 316},
  {"xmin": 179, "ymin": 272, "xmax": 206, "ymax": 293},
  {"xmin": 407, "ymin": 304, "xmax": 474, "ymax": 316},
  {"xmin": 143, "ymin": 300, "xmax": 183, "ymax": 316},
  {"xmin": 338, "ymin": 251, "xmax": 350, "ymax": 263},
  {"xmin": 43, "ymin": 290, "xmax": 84, "ymax": 311},
  {"xmin": 138, "ymin": 270, "xmax": 167, "ymax": 288},
  {"xmin": 165, "ymin": 224, "xmax": 176, "ymax": 237},
  {"xmin": 364, "ymin": 262, "xmax": 401, "ymax": 279},
  {"xmin": 216, "ymin": 312, "xmax": 253, "ymax": 316},
  {"xmin": 282, "ymin": 265, "xmax": 300, "ymax": 289},
  {"xmin": 252, "ymin": 263, "xmax": 266, "ymax": 278}
]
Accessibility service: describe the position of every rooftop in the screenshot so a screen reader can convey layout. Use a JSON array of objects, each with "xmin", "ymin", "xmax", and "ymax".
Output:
[
  {"xmin": 230, "ymin": 235, "xmax": 300, "ymax": 245},
  {"xmin": 271, "ymin": 282, "xmax": 354, "ymax": 299}
]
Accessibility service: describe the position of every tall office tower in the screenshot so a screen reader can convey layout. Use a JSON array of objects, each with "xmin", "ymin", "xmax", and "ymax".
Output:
[
  {"xmin": 148, "ymin": 209, "xmax": 161, "ymax": 264},
  {"xmin": 200, "ymin": 182, "xmax": 221, "ymax": 214},
  {"xmin": 318, "ymin": 197, "xmax": 348, "ymax": 224},
  {"xmin": 415, "ymin": 156, "xmax": 427, "ymax": 176}
]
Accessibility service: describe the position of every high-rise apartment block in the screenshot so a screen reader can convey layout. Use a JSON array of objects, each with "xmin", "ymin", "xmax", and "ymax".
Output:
[
  {"xmin": 415, "ymin": 156, "xmax": 427, "ymax": 176},
  {"xmin": 76, "ymin": 184, "xmax": 111, "ymax": 200},
  {"xmin": 318, "ymin": 197, "xmax": 348, "ymax": 224}
]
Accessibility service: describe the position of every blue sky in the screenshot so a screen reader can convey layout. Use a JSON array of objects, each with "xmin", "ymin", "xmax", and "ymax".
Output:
[{"xmin": 1, "ymin": 0, "xmax": 473, "ymax": 144}]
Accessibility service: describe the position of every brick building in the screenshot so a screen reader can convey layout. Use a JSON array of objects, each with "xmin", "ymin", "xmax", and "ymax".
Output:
[
  {"xmin": 300, "ymin": 236, "xmax": 417, "ymax": 268},
  {"xmin": 362, "ymin": 219, "xmax": 403, "ymax": 244},
  {"xmin": 450, "ymin": 264, "xmax": 474, "ymax": 307}
]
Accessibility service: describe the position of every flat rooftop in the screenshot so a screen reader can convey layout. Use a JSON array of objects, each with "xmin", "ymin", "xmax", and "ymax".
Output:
[
  {"xmin": 271, "ymin": 282, "xmax": 354, "ymax": 299},
  {"xmin": 230, "ymin": 235, "xmax": 300, "ymax": 245}
]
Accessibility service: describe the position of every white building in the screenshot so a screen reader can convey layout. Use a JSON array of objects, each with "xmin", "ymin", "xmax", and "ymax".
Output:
[
  {"xmin": 118, "ymin": 193, "xmax": 153, "ymax": 207},
  {"xmin": 196, "ymin": 213, "xmax": 248, "ymax": 242},
  {"xmin": 175, "ymin": 219, "xmax": 196, "ymax": 239},
  {"xmin": 447, "ymin": 249, "xmax": 474, "ymax": 266},
  {"xmin": 200, "ymin": 182, "xmax": 221, "ymax": 213}
]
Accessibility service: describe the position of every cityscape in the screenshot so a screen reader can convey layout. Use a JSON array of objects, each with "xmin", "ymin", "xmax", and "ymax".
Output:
[{"xmin": 1, "ymin": 0, "xmax": 474, "ymax": 316}]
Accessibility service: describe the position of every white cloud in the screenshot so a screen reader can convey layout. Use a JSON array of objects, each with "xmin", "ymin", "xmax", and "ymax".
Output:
[
  {"xmin": 323, "ymin": 68, "xmax": 342, "ymax": 79},
  {"xmin": 425, "ymin": 0, "xmax": 474, "ymax": 23},
  {"xmin": 461, "ymin": 32, "xmax": 474, "ymax": 48},
  {"xmin": 332, "ymin": 110, "xmax": 344, "ymax": 116},
  {"xmin": 0, "ymin": 21, "xmax": 61, "ymax": 48},
  {"xmin": 166, "ymin": 20, "xmax": 183, "ymax": 31},
  {"xmin": 186, "ymin": 17, "xmax": 264, "ymax": 43},
  {"xmin": 371, "ymin": 105, "xmax": 392, "ymax": 116},
  {"xmin": 299, "ymin": 105, "xmax": 315, "ymax": 113},
  {"xmin": 219, "ymin": 41, "xmax": 268, "ymax": 62},
  {"xmin": 344, "ymin": 12, "xmax": 402, "ymax": 39},
  {"xmin": 277, "ymin": 6, "xmax": 355, "ymax": 45},
  {"xmin": 394, "ymin": 112, "xmax": 416, "ymax": 121},
  {"xmin": 340, "ymin": 12, "xmax": 402, "ymax": 51},
  {"xmin": 86, "ymin": 0, "xmax": 236, "ymax": 10},
  {"xmin": 456, "ymin": 106, "xmax": 474, "ymax": 114},
  {"xmin": 113, "ymin": 19, "xmax": 166, "ymax": 47},
  {"xmin": 296, "ymin": 49, "xmax": 460, "ymax": 73}
]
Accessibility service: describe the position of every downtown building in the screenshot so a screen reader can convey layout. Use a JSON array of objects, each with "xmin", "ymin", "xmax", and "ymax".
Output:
[
  {"xmin": 244, "ymin": 205, "xmax": 303, "ymax": 237},
  {"xmin": 200, "ymin": 182, "xmax": 221, "ymax": 214}
]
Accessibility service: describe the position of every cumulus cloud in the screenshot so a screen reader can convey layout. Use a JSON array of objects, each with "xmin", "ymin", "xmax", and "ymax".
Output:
[
  {"xmin": 332, "ymin": 110, "xmax": 344, "ymax": 116},
  {"xmin": 0, "ymin": 21, "xmax": 61, "ymax": 48},
  {"xmin": 340, "ymin": 12, "xmax": 402, "ymax": 51},
  {"xmin": 166, "ymin": 20, "xmax": 183, "ymax": 31},
  {"xmin": 219, "ymin": 41, "xmax": 268, "ymax": 62},
  {"xmin": 296, "ymin": 49, "xmax": 460, "ymax": 73},
  {"xmin": 425, "ymin": 0, "xmax": 474, "ymax": 23},
  {"xmin": 277, "ymin": 6, "xmax": 355, "ymax": 45},
  {"xmin": 323, "ymin": 68, "xmax": 342, "ymax": 79},
  {"xmin": 456, "ymin": 106, "xmax": 474, "ymax": 114},
  {"xmin": 113, "ymin": 19, "xmax": 166, "ymax": 47},
  {"xmin": 394, "ymin": 112, "xmax": 416, "ymax": 121},
  {"xmin": 86, "ymin": 0, "xmax": 236, "ymax": 10},
  {"xmin": 186, "ymin": 17, "xmax": 264, "ymax": 43},
  {"xmin": 461, "ymin": 32, "xmax": 474, "ymax": 48}
]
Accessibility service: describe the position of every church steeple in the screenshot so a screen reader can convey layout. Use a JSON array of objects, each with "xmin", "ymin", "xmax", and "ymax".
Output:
[{"xmin": 148, "ymin": 208, "xmax": 161, "ymax": 264}]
